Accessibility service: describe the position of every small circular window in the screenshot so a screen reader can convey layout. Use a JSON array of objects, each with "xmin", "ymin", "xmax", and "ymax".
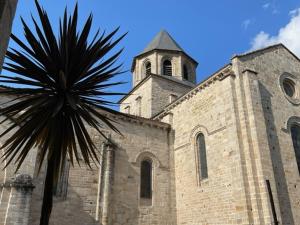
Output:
[
  {"xmin": 279, "ymin": 73, "xmax": 300, "ymax": 105},
  {"xmin": 283, "ymin": 78, "xmax": 296, "ymax": 98}
]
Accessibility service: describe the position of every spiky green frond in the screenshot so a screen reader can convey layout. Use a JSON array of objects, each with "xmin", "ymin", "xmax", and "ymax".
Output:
[{"xmin": 0, "ymin": 0, "xmax": 126, "ymax": 176}]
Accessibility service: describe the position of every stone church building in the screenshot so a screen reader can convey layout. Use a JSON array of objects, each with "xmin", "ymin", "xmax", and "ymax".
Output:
[{"xmin": 1, "ymin": 2, "xmax": 300, "ymax": 225}]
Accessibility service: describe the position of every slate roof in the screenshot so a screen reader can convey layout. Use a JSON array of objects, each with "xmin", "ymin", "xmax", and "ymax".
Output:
[
  {"xmin": 140, "ymin": 30, "xmax": 184, "ymax": 54},
  {"xmin": 131, "ymin": 30, "xmax": 198, "ymax": 72}
]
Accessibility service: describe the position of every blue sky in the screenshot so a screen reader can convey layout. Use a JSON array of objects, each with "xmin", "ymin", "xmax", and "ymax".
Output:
[{"xmin": 7, "ymin": 0, "xmax": 300, "ymax": 108}]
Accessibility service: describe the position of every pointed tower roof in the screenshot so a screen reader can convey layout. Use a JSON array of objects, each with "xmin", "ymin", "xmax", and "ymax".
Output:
[
  {"xmin": 131, "ymin": 30, "xmax": 198, "ymax": 72},
  {"xmin": 140, "ymin": 30, "xmax": 184, "ymax": 54}
]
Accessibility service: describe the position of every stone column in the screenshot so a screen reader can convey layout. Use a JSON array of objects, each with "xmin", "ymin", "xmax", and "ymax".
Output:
[
  {"xmin": 101, "ymin": 142, "xmax": 115, "ymax": 225},
  {"xmin": 0, "ymin": 0, "xmax": 18, "ymax": 72},
  {"xmin": 95, "ymin": 142, "xmax": 105, "ymax": 221},
  {"xmin": 1, "ymin": 174, "xmax": 34, "ymax": 225}
]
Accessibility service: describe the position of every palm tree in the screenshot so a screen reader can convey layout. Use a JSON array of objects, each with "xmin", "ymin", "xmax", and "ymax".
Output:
[{"xmin": 0, "ymin": 1, "xmax": 126, "ymax": 224}]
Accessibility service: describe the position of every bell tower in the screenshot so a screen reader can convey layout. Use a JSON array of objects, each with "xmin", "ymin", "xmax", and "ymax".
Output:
[{"xmin": 119, "ymin": 30, "xmax": 198, "ymax": 118}]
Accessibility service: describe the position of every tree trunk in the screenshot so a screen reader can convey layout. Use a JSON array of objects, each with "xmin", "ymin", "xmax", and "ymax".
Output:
[{"xmin": 39, "ymin": 153, "xmax": 55, "ymax": 225}]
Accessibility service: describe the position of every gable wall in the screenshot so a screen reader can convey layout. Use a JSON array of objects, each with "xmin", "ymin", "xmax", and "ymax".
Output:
[
  {"xmin": 160, "ymin": 74, "xmax": 252, "ymax": 224},
  {"xmin": 120, "ymin": 78, "xmax": 153, "ymax": 118},
  {"xmin": 151, "ymin": 77, "xmax": 192, "ymax": 117},
  {"xmin": 235, "ymin": 47, "xmax": 300, "ymax": 225}
]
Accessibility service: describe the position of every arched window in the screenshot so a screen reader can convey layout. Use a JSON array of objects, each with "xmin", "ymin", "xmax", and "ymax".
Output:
[
  {"xmin": 136, "ymin": 96, "xmax": 142, "ymax": 116},
  {"xmin": 197, "ymin": 133, "xmax": 208, "ymax": 180},
  {"xmin": 183, "ymin": 65, "xmax": 189, "ymax": 80},
  {"xmin": 140, "ymin": 160, "xmax": 152, "ymax": 199},
  {"xmin": 145, "ymin": 62, "xmax": 151, "ymax": 76},
  {"xmin": 291, "ymin": 124, "xmax": 300, "ymax": 173},
  {"xmin": 163, "ymin": 60, "xmax": 172, "ymax": 76}
]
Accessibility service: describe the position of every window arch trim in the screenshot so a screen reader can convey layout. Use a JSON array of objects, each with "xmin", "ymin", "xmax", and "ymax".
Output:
[
  {"xmin": 196, "ymin": 133, "xmax": 208, "ymax": 181},
  {"xmin": 191, "ymin": 125, "xmax": 209, "ymax": 185},
  {"xmin": 140, "ymin": 159, "xmax": 152, "ymax": 199},
  {"xmin": 134, "ymin": 151, "xmax": 161, "ymax": 168},
  {"xmin": 141, "ymin": 59, "xmax": 152, "ymax": 79},
  {"xmin": 161, "ymin": 57, "xmax": 173, "ymax": 76},
  {"xmin": 144, "ymin": 60, "xmax": 152, "ymax": 77},
  {"xmin": 286, "ymin": 117, "xmax": 300, "ymax": 174},
  {"xmin": 279, "ymin": 73, "xmax": 300, "ymax": 105},
  {"xmin": 285, "ymin": 116, "xmax": 300, "ymax": 131}
]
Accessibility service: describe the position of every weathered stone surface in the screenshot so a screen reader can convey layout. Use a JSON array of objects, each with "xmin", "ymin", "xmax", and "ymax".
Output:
[
  {"xmin": 0, "ymin": 0, "xmax": 18, "ymax": 72},
  {"xmin": 1, "ymin": 12, "xmax": 300, "ymax": 224}
]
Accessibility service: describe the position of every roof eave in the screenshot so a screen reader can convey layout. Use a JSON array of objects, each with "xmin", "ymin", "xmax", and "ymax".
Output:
[
  {"xmin": 131, "ymin": 49, "xmax": 198, "ymax": 72},
  {"xmin": 118, "ymin": 73, "xmax": 195, "ymax": 104},
  {"xmin": 232, "ymin": 43, "xmax": 300, "ymax": 63}
]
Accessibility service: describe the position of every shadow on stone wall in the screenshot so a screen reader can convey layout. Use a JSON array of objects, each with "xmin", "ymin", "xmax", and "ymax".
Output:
[
  {"xmin": 51, "ymin": 186, "xmax": 100, "ymax": 225},
  {"xmin": 29, "ymin": 184, "xmax": 100, "ymax": 225},
  {"xmin": 28, "ymin": 160, "xmax": 101, "ymax": 225},
  {"xmin": 110, "ymin": 145, "xmax": 140, "ymax": 225},
  {"xmin": 259, "ymin": 83, "xmax": 295, "ymax": 225}
]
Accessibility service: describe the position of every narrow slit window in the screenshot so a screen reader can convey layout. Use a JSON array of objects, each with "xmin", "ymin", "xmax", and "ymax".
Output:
[
  {"xmin": 183, "ymin": 65, "xmax": 189, "ymax": 80},
  {"xmin": 163, "ymin": 60, "xmax": 172, "ymax": 76},
  {"xmin": 291, "ymin": 124, "xmax": 300, "ymax": 174},
  {"xmin": 197, "ymin": 133, "xmax": 208, "ymax": 180},
  {"xmin": 136, "ymin": 97, "xmax": 142, "ymax": 116},
  {"xmin": 145, "ymin": 62, "xmax": 151, "ymax": 76},
  {"xmin": 140, "ymin": 160, "xmax": 152, "ymax": 199}
]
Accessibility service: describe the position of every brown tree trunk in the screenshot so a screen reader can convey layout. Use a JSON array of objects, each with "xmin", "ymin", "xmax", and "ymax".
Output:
[{"xmin": 39, "ymin": 153, "xmax": 55, "ymax": 225}]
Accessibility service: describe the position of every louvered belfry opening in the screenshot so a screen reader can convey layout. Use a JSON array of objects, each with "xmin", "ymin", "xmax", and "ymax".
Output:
[
  {"xmin": 145, "ymin": 62, "xmax": 151, "ymax": 76},
  {"xmin": 183, "ymin": 65, "xmax": 189, "ymax": 80},
  {"xmin": 163, "ymin": 60, "xmax": 172, "ymax": 76}
]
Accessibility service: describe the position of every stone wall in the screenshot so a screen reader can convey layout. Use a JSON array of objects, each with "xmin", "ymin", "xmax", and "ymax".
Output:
[
  {"xmin": 120, "ymin": 77, "xmax": 153, "ymax": 117},
  {"xmin": 234, "ymin": 46, "xmax": 300, "ymax": 225},
  {"xmin": 1, "ymin": 175, "xmax": 34, "ymax": 225},
  {"xmin": 157, "ymin": 45, "xmax": 300, "ymax": 225},
  {"xmin": 28, "ymin": 116, "xmax": 175, "ymax": 225},
  {"xmin": 151, "ymin": 76, "xmax": 193, "ymax": 117},
  {"xmin": 120, "ymin": 75, "xmax": 193, "ymax": 118},
  {"xmin": 0, "ymin": 0, "xmax": 18, "ymax": 72},
  {"xmin": 160, "ymin": 72, "xmax": 255, "ymax": 224},
  {"xmin": 0, "ymin": 94, "xmax": 38, "ymax": 225},
  {"xmin": 132, "ymin": 51, "xmax": 197, "ymax": 86}
]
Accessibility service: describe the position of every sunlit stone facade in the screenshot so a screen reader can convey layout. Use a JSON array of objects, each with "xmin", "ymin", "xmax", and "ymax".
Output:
[{"xmin": 1, "ymin": 12, "xmax": 300, "ymax": 225}]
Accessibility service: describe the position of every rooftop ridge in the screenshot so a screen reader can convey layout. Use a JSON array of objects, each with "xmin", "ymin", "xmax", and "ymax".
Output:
[
  {"xmin": 102, "ymin": 110, "xmax": 171, "ymax": 130},
  {"xmin": 232, "ymin": 43, "xmax": 300, "ymax": 62}
]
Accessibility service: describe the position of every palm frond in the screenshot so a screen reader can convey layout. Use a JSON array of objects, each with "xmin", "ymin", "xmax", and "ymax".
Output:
[{"xmin": 0, "ymin": 1, "xmax": 127, "ymax": 224}]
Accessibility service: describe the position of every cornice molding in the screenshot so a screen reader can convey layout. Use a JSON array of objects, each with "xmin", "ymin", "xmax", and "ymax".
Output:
[{"xmin": 103, "ymin": 111, "xmax": 171, "ymax": 131}]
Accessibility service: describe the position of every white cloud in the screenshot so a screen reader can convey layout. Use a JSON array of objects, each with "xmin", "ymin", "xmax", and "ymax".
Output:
[
  {"xmin": 290, "ymin": 9, "xmax": 299, "ymax": 16},
  {"xmin": 262, "ymin": 2, "xmax": 280, "ymax": 14},
  {"xmin": 250, "ymin": 8, "xmax": 300, "ymax": 57},
  {"xmin": 242, "ymin": 19, "xmax": 252, "ymax": 30},
  {"xmin": 262, "ymin": 3, "xmax": 270, "ymax": 9}
]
